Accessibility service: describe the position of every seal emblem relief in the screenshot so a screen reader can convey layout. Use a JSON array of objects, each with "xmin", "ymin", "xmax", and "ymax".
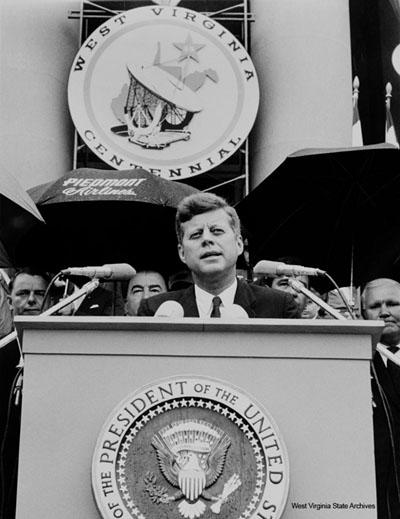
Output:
[
  {"xmin": 91, "ymin": 376, "xmax": 289, "ymax": 519},
  {"xmin": 150, "ymin": 419, "xmax": 238, "ymax": 518},
  {"xmin": 68, "ymin": 6, "xmax": 259, "ymax": 179}
]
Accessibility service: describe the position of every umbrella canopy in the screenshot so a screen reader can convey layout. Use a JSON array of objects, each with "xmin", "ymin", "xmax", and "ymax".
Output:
[
  {"xmin": 21, "ymin": 167, "xmax": 199, "ymax": 276},
  {"xmin": 236, "ymin": 144, "xmax": 400, "ymax": 289},
  {"xmin": 0, "ymin": 165, "xmax": 45, "ymax": 267}
]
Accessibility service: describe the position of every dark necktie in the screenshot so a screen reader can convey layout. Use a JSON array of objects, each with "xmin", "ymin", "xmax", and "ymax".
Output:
[
  {"xmin": 387, "ymin": 346, "xmax": 400, "ymax": 393},
  {"xmin": 210, "ymin": 296, "xmax": 222, "ymax": 318}
]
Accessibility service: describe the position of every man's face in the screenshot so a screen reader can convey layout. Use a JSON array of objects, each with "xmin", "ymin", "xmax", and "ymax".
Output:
[
  {"xmin": 301, "ymin": 299, "xmax": 319, "ymax": 319},
  {"xmin": 363, "ymin": 281, "xmax": 400, "ymax": 346},
  {"xmin": 9, "ymin": 274, "xmax": 48, "ymax": 316},
  {"xmin": 271, "ymin": 275, "xmax": 309, "ymax": 313},
  {"xmin": 125, "ymin": 271, "xmax": 167, "ymax": 316},
  {"xmin": 177, "ymin": 209, "xmax": 243, "ymax": 281}
]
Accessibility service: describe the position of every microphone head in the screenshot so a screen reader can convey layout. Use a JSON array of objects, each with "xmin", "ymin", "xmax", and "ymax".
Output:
[
  {"xmin": 220, "ymin": 304, "xmax": 249, "ymax": 319},
  {"xmin": 253, "ymin": 260, "xmax": 281, "ymax": 275},
  {"xmin": 61, "ymin": 264, "xmax": 136, "ymax": 281},
  {"xmin": 154, "ymin": 300, "xmax": 185, "ymax": 318},
  {"xmin": 253, "ymin": 260, "xmax": 325, "ymax": 277},
  {"xmin": 103, "ymin": 263, "xmax": 136, "ymax": 281}
]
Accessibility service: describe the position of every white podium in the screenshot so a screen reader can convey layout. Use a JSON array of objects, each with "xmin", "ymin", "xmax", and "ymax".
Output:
[{"xmin": 14, "ymin": 317, "xmax": 383, "ymax": 518}]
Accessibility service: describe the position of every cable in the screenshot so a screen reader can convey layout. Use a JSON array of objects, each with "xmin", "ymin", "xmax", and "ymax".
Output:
[{"xmin": 40, "ymin": 271, "xmax": 63, "ymax": 313}]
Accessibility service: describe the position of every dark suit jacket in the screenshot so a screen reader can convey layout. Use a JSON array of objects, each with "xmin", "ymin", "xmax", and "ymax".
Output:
[
  {"xmin": 138, "ymin": 279, "xmax": 299, "ymax": 318},
  {"xmin": 372, "ymin": 351, "xmax": 400, "ymax": 519},
  {"xmin": 0, "ymin": 339, "xmax": 21, "ymax": 519},
  {"xmin": 74, "ymin": 285, "xmax": 125, "ymax": 316}
]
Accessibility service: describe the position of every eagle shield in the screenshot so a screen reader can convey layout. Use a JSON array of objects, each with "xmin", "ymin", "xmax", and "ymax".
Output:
[{"xmin": 151, "ymin": 419, "xmax": 231, "ymax": 518}]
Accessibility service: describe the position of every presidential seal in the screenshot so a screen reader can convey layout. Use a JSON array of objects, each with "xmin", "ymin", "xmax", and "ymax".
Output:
[
  {"xmin": 68, "ymin": 6, "xmax": 259, "ymax": 179},
  {"xmin": 92, "ymin": 376, "xmax": 289, "ymax": 519}
]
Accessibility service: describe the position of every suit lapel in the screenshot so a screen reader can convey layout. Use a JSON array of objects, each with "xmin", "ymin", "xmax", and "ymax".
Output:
[
  {"xmin": 233, "ymin": 280, "xmax": 256, "ymax": 318},
  {"xmin": 373, "ymin": 351, "xmax": 400, "ymax": 412},
  {"xmin": 180, "ymin": 286, "xmax": 200, "ymax": 317}
]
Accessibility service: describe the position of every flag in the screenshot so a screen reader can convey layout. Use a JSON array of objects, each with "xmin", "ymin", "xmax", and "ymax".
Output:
[
  {"xmin": 352, "ymin": 76, "xmax": 363, "ymax": 146},
  {"xmin": 385, "ymin": 82, "xmax": 399, "ymax": 148}
]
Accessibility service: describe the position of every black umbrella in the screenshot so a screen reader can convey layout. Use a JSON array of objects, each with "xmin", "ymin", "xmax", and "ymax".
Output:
[
  {"xmin": 20, "ymin": 167, "xmax": 199, "ymax": 276},
  {"xmin": 236, "ymin": 144, "xmax": 400, "ymax": 289},
  {"xmin": 0, "ymin": 166, "xmax": 45, "ymax": 267}
]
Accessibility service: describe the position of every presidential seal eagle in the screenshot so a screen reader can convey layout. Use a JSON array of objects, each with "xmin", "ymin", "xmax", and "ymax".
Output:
[{"xmin": 151, "ymin": 419, "xmax": 233, "ymax": 518}]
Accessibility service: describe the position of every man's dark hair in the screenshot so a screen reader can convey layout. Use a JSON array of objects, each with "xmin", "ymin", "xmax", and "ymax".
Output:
[
  {"xmin": 175, "ymin": 192, "xmax": 241, "ymax": 244},
  {"xmin": 122, "ymin": 270, "xmax": 167, "ymax": 298},
  {"xmin": 8, "ymin": 268, "xmax": 50, "ymax": 293}
]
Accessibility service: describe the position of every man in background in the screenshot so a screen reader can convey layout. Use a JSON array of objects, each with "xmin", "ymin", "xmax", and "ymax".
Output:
[
  {"xmin": 254, "ymin": 256, "xmax": 309, "ymax": 315},
  {"xmin": 362, "ymin": 278, "xmax": 400, "ymax": 518},
  {"xmin": 125, "ymin": 270, "xmax": 167, "ymax": 316},
  {"xmin": 8, "ymin": 267, "xmax": 50, "ymax": 316},
  {"xmin": 1, "ymin": 268, "xmax": 50, "ymax": 519}
]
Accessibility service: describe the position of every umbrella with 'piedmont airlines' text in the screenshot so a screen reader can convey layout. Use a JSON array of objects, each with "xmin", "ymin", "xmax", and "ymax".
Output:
[{"xmin": 21, "ymin": 167, "xmax": 199, "ymax": 276}]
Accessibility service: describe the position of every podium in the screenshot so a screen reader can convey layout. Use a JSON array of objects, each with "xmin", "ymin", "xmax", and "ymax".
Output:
[{"xmin": 14, "ymin": 317, "xmax": 383, "ymax": 519}]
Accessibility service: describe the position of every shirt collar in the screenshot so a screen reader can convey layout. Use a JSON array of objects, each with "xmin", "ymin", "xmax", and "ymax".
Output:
[
  {"xmin": 194, "ymin": 278, "xmax": 238, "ymax": 318},
  {"xmin": 378, "ymin": 342, "xmax": 400, "ymax": 366}
]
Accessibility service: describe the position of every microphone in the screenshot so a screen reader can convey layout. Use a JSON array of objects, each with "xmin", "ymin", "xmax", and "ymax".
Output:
[
  {"xmin": 154, "ymin": 301, "xmax": 185, "ymax": 318},
  {"xmin": 61, "ymin": 263, "xmax": 136, "ymax": 281},
  {"xmin": 220, "ymin": 304, "xmax": 249, "ymax": 319},
  {"xmin": 254, "ymin": 260, "xmax": 326, "ymax": 277}
]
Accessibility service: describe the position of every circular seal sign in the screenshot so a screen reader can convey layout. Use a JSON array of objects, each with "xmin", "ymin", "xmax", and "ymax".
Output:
[
  {"xmin": 68, "ymin": 6, "xmax": 259, "ymax": 180},
  {"xmin": 92, "ymin": 376, "xmax": 289, "ymax": 519}
]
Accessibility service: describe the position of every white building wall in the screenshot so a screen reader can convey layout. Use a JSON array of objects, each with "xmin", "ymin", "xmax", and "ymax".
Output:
[
  {"xmin": 250, "ymin": 0, "xmax": 352, "ymax": 188},
  {"xmin": 0, "ymin": 0, "xmax": 80, "ymax": 189}
]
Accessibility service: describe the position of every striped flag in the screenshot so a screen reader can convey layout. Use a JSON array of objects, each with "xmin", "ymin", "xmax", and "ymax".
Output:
[
  {"xmin": 385, "ymin": 82, "xmax": 399, "ymax": 148},
  {"xmin": 352, "ymin": 76, "xmax": 363, "ymax": 146}
]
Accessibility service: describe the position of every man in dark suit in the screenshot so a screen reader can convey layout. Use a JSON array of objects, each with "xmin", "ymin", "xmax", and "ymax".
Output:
[
  {"xmin": 2, "ymin": 268, "xmax": 51, "ymax": 519},
  {"xmin": 139, "ymin": 192, "xmax": 299, "ymax": 319},
  {"xmin": 362, "ymin": 278, "xmax": 400, "ymax": 519}
]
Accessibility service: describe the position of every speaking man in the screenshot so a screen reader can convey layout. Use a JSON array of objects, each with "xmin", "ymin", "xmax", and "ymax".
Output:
[
  {"xmin": 138, "ymin": 193, "xmax": 299, "ymax": 318},
  {"xmin": 362, "ymin": 278, "xmax": 400, "ymax": 518}
]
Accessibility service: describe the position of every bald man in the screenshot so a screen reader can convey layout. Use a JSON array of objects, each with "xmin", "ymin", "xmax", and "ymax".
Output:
[{"xmin": 362, "ymin": 278, "xmax": 400, "ymax": 518}]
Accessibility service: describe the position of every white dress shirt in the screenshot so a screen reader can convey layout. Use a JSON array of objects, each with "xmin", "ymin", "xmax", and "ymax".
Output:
[
  {"xmin": 378, "ymin": 342, "xmax": 400, "ymax": 367},
  {"xmin": 194, "ymin": 279, "xmax": 238, "ymax": 318}
]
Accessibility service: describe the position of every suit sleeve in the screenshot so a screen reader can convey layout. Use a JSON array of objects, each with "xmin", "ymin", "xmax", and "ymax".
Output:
[
  {"xmin": 137, "ymin": 298, "xmax": 155, "ymax": 316},
  {"xmin": 283, "ymin": 292, "xmax": 300, "ymax": 318}
]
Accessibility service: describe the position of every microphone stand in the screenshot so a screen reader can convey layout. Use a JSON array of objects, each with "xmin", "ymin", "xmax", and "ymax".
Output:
[
  {"xmin": 3, "ymin": 278, "xmax": 100, "ymax": 409},
  {"xmin": 0, "ymin": 330, "xmax": 18, "ymax": 349},
  {"xmin": 40, "ymin": 278, "xmax": 100, "ymax": 316},
  {"xmin": 289, "ymin": 279, "xmax": 400, "ymax": 367},
  {"xmin": 288, "ymin": 279, "xmax": 346, "ymax": 320}
]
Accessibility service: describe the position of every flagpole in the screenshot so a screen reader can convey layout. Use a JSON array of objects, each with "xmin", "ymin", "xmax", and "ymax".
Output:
[
  {"xmin": 352, "ymin": 76, "xmax": 363, "ymax": 146},
  {"xmin": 386, "ymin": 81, "xmax": 392, "ymax": 109},
  {"xmin": 385, "ymin": 82, "xmax": 400, "ymax": 148}
]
